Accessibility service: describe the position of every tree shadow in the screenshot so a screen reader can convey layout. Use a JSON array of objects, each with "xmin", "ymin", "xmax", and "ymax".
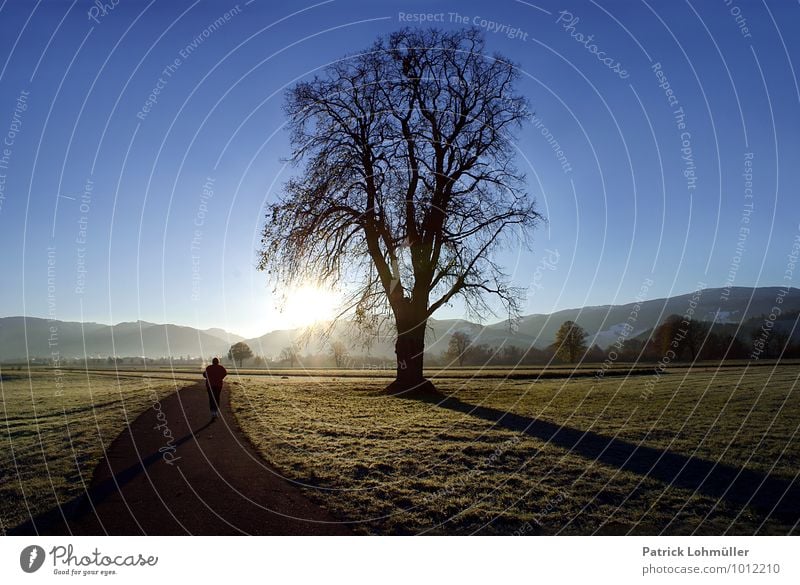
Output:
[
  {"xmin": 422, "ymin": 394, "xmax": 799, "ymax": 525},
  {"xmin": 8, "ymin": 420, "xmax": 214, "ymax": 535}
]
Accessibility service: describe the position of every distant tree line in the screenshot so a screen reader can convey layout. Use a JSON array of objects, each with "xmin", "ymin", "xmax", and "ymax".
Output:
[
  {"xmin": 436, "ymin": 311, "xmax": 800, "ymax": 366},
  {"xmin": 616, "ymin": 311, "xmax": 800, "ymax": 362}
]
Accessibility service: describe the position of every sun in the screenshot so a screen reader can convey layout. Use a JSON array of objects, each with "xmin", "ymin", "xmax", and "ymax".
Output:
[{"xmin": 276, "ymin": 285, "xmax": 342, "ymax": 329}]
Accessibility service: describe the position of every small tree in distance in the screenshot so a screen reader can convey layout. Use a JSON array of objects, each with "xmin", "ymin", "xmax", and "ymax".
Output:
[
  {"xmin": 446, "ymin": 331, "xmax": 473, "ymax": 367},
  {"xmin": 653, "ymin": 315, "xmax": 710, "ymax": 361},
  {"xmin": 280, "ymin": 343, "xmax": 301, "ymax": 367},
  {"xmin": 228, "ymin": 342, "xmax": 253, "ymax": 367},
  {"xmin": 328, "ymin": 340, "xmax": 350, "ymax": 368},
  {"xmin": 553, "ymin": 321, "xmax": 587, "ymax": 362}
]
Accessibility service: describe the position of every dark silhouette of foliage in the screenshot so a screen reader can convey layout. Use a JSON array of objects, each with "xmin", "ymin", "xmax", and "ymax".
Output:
[
  {"xmin": 584, "ymin": 343, "xmax": 605, "ymax": 362},
  {"xmin": 652, "ymin": 315, "xmax": 710, "ymax": 361},
  {"xmin": 446, "ymin": 331, "xmax": 473, "ymax": 366},
  {"xmin": 228, "ymin": 342, "xmax": 253, "ymax": 366},
  {"xmin": 552, "ymin": 320, "xmax": 588, "ymax": 362}
]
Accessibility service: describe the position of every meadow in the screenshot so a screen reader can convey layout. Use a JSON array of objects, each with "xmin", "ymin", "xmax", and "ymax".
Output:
[
  {"xmin": 1, "ymin": 363, "xmax": 797, "ymax": 535},
  {"xmin": 0, "ymin": 369, "xmax": 181, "ymax": 533},
  {"xmin": 230, "ymin": 363, "xmax": 800, "ymax": 535}
]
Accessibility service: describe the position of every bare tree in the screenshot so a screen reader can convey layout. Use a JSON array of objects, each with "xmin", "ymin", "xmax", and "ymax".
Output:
[
  {"xmin": 328, "ymin": 340, "xmax": 350, "ymax": 368},
  {"xmin": 279, "ymin": 343, "xmax": 300, "ymax": 368},
  {"xmin": 258, "ymin": 28, "xmax": 540, "ymax": 392},
  {"xmin": 446, "ymin": 331, "xmax": 473, "ymax": 367}
]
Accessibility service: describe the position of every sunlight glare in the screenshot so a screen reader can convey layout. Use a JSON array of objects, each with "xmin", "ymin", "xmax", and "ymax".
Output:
[{"xmin": 277, "ymin": 285, "xmax": 342, "ymax": 329}]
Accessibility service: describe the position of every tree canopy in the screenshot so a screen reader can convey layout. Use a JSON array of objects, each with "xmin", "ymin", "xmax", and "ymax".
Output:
[
  {"xmin": 258, "ymin": 28, "xmax": 540, "ymax": 391},
  {"xmin": 228, "ymin": 342, "xmax": 253, "ymax": 366},
  {"xmin": 553, "ymin": 321, "xmax": 588, "ymax": 363}
]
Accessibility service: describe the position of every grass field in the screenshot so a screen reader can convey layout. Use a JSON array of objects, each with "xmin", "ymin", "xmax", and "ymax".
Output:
[
  {"xmin": 56, "ymin": 358, "xmax": 800, "ymax": 379},
  {"xmin": 2, "ymin": 363, "xmax": 798, "ymax": 535},
  {"xmin": 230, "ymin": 364, "xmax": 800, "ymax": 535},
  {"xmin": 0, "ymin": 370, "xmax": 181, "ymax": 533}
]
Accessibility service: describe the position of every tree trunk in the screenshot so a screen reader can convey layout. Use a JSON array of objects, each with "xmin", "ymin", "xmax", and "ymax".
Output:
[{"xmin": 387, "ymin": 308, "xmax": 436, "ymax": 394}]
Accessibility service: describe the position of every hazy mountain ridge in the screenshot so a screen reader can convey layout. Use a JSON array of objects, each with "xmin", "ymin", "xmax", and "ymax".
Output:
[
  {"xmin": 488, "ymin": 286, "xmax": 800, "ymax": 350},
  {"xmin": 0, "ymin": 317, "xmax": 239, "ymax": 361},
  {"xmin": 1, "ymin": 286, "xmax": 797, "ymax": 361}
]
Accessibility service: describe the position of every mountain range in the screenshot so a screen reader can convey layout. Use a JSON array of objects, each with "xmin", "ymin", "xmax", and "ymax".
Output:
[
  {"xmin": 0, "ymin": 317, "xmax": 244, "ymax": 362},
  {"xmin": 1, "ymin": 286, "xmax": 797, "ymax": 362}
]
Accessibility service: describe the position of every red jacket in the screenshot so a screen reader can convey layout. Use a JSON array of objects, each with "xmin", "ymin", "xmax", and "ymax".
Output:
[{"xmin": 203, "ymin": 363, "xmax": 227, "ymax": 389}]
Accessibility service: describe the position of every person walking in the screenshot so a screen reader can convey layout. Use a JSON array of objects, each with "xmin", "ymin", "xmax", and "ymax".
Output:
[{"xmin": 202, "ymin": 357, "xmax": 227, "ymax": 420}]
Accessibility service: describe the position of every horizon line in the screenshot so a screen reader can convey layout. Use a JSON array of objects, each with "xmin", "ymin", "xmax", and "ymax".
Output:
[{"xmin": 3, "ymin": 283, "xmax": 797, "ymax": 340}]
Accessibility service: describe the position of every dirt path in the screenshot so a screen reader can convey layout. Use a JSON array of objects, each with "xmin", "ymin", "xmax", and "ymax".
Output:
[{"xmin": 16, "ymin": 382, "xmax": 350, "ymax": 535}]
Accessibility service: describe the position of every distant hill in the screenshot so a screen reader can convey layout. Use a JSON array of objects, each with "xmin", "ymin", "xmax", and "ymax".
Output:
[
  {"xmin": 0, "ymin": 317, "xmax": 242, "ymax": 361},
  {"xmin": 2, "ymin": 286, "xmax": 797, "ymax": 361},
  {"xmin": 487, "ymin": 286, "xmax": 800, "ymax": 350}
]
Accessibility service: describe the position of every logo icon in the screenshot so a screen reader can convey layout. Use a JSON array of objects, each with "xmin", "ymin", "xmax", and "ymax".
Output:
[{"xmin": 20, "ymin": 545, "xmax": 45, "ymax": 573}]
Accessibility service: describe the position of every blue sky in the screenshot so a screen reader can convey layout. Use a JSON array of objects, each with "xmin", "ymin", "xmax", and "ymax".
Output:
[{"xmin": 1, "ymin": 0, "xmax": 798, "ymax": 338}]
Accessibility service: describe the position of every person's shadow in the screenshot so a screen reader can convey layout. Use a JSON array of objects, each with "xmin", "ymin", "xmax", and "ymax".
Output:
[{"xmin": 419, "ymin": 394, "xmax": 800, "ymax": 525}]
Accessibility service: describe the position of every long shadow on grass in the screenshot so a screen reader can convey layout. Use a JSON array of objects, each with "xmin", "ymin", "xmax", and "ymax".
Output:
[
  {"xmin": 7, "ymin": 420, "xmax": 213, "ymax": 535},
  {"xmin": 423, "ymin": 395, "xmax": 799, "ymax": 525}
]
